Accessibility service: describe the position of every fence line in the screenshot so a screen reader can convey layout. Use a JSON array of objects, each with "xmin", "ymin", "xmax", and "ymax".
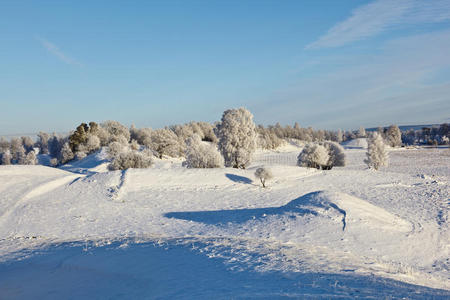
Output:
[{"xmin": 253, "ymin": 153, "xmax": 298, "ymax": 166}]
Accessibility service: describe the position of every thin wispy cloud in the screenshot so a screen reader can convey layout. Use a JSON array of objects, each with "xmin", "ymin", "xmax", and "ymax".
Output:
[
  {"xmin": 35, "ymin": 36, "xmax": 82, "ymax": 66},
  {"xmin": 254, "ymin": 29, "xmax": 450, "ymax": 128},
  {"xmin": 306, "ymin": 0, "xmax": 450, "ymax": 49}
]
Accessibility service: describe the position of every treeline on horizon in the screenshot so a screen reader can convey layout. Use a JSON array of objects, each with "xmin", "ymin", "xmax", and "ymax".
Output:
[{"xmin": 0, "ymin": 108, "xmax": 449, "ymax": 169}]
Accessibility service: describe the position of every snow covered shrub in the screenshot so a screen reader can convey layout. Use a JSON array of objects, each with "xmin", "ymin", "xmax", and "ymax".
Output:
[
  {"xmin": 145, "ymin": 128, "xmax": 181, "ymax": 159},
  {"xmin": 254, "ymin": 167, "xmax": 273, "ymax": 188},
  {"xmin": 321, "ymin": 141, "xmax": 346, "ymax": 167},
  {"xmin": 386, "ymin": 125, "xmax": 402, "ymax": 147},
  {"xmin": 297, "ymin": 143, "xmax": 330, "ymax": 169},
  {"xmin": 108, "ymin": 150, "xmax": 153, "ymax": 171},
  {"xmin": 365, "ymin": 133, "xmax": 388, "ymax": 170},
  {"xmin": 107, "ymin": 141, "xmax": 127, "ymax": 159},
  {"xmin": 183, "ymin": 134, "xmax": 224, "ymax": 168},
  {"xmin": 217, "ymin": 107, "xmax": 257, "ymax": 169}
]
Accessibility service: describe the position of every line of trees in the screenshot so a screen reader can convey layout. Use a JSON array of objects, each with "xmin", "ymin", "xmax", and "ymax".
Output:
[
  {"xmin": 401, "ymin": 123, "xmax": 449, "ymax": 146},
  {"xmin": 2, "ymin": 108, "xmax": 446, "ymax": 171}
]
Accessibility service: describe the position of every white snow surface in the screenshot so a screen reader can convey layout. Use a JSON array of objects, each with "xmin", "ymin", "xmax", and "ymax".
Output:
[{"xmin": 0, "ymin": 145, "xmax": 449, "ymax": 298}]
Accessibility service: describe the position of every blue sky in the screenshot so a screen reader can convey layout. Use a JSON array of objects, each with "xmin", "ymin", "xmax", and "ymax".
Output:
[{"xmin": 1, "ymin": 0, "xmax": 450, "ymax": 134}]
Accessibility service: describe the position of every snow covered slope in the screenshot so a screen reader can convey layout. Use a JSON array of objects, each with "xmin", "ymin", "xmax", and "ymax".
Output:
[{"xmin": 0, "ymin": 147, "xmax": 449, "ymax": 297}]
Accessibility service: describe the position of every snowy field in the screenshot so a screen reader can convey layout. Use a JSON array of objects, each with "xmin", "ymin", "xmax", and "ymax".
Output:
[{"xmin": 0, "ymin": 144, "xmax": 449, "ymax": 299}]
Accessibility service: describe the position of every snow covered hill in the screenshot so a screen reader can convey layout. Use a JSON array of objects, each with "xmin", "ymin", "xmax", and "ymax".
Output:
[{"xmin": 0, "ymin": 146, "xmax": 449, "ymax": 298}]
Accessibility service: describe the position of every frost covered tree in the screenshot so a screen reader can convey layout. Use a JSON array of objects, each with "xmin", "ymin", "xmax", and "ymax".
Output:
[
  {"xmin": 69, "ymin": 122, "xmax": 105, "ymax": 154},
  {"xmin": 108, "ymin": 150, "xmax": 153, "ymax": 171},
  {"xmin": 297, "ymin": 143, "xmax": 330, "ymax": 169},
  {"xmin": 365, "ymin": 133, "xmax": 388, "ymax": 170},
  {"xmin": 85, "ymin": 134, "xmax": 101, "ymax": 153},
  {"xmin": 48, "ymin": 134, "xmax": 63, "ymax": 158},
  {"xmin": 196, "ymin": 122, "xmax": 218, "ymax": 143},
  {"xmin": 9, "ymin": 138, "xmax": 26, "ymax": 164},
  {"xmin": 254, "ymin": 167, "xmax": 273, "ymax": 188},
  {"xmin": 130, "ymin": 139, "xmax": 140, "ymax": 151},
  {"xmin": 0, "ymin": 137, "xmax": 10, "ymax": 153},
  {"xmin": 321, "ymin": 141, "xmax": 346, "ymax": 167},
  {"xmin": 1, "ymin": 150, "xmax": 12, "ymax": 165},
  {"xmin": 386, "ymin": 125, "xmax": 402, "ymax": 147},
  {"xmin": 21, "ymin": 136, "xmax": 34, "ymax": 153},
  {"xmin": 36, "ymin": 132, "xmax": 50, "ymax": 154},
  {"xmin": 24, "ymin": 150, "xmax": 37, "ymax": 165},
  {"xmin": 183, "ymin": 134, "xmax": 224, "ymax": 168},
  {"xmin": 130, "ymin": 125, "xmax": 152, "ymax": 145},
  {"xmin": 145, "ymin": 128, "xmax": 181, "ymax": 159},
  {"xmin": 59, "ymin": 142, "xmax": 74, "ymax": 164},
  {"xmin": 336, "ymin": 129, "xmax": 343, "ymax": 143},
  {"xmin": 256, "ymin": 125, "xmax": 283, "ymax": 150},
  {"xmin": 107, "ymin": 141, "xmax": 127, "ymax": 159},
  {"xmin": 101, "ymin": 120, "xmax": 130, "ymax": 144},
  {"xmin": 217, "ymin": 107, "xmax": 257, "ymax": 169},
  {"xmin": 358, "ymin": 126, "xmax": 366, "ymax": 138},
  {"xmin": 69, "ymin": 123, "xmax": 89, "ymax": 152}
]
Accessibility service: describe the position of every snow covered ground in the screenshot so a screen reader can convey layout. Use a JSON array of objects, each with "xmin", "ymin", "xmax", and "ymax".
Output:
[{"xmin": 0, "ymin": 144, "xmax": 449, "ymax": 298}]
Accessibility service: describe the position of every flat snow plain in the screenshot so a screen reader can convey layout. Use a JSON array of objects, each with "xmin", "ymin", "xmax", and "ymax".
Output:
[{"xmin": 0, "ymin": 143, "xmax": 449, "ymax": 299}]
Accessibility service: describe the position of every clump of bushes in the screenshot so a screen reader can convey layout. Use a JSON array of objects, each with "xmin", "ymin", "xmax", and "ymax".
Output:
[
  {"xmin": 321, "ymin": 141, "xmax": 346, "ymax": 167},
  {"xmin": 183, "ymin": 135, "xmax": 223, "ymax": 168},
  {"xmin": 297, "ymin": 143, "xmax": 330, "ymax": 169},
  {"xmin": 297, "ymin": 141, "xmax": 346, "ymax": 170},
  {"xmin": 108, "ymin": 150, "xmax": 153, "ymax": 171}
]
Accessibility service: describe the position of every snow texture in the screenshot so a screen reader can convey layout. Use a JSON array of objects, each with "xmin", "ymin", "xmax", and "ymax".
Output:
[{"xmin": 0, "ymin": 144, "xmax": 449, "ymax": 298}]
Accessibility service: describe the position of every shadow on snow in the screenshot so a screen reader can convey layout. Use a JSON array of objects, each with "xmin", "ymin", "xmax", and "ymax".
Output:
[
  {"xmin": 225, "ymin": 173, "xmax": 253, "ymax": 185},
  {"xmin": 165, "ymin": 191, "xmax": 347, "ymax": 230},
  {"xmin": 0, "ymin": 240, "xmax": 448, "ymax": 299}
]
